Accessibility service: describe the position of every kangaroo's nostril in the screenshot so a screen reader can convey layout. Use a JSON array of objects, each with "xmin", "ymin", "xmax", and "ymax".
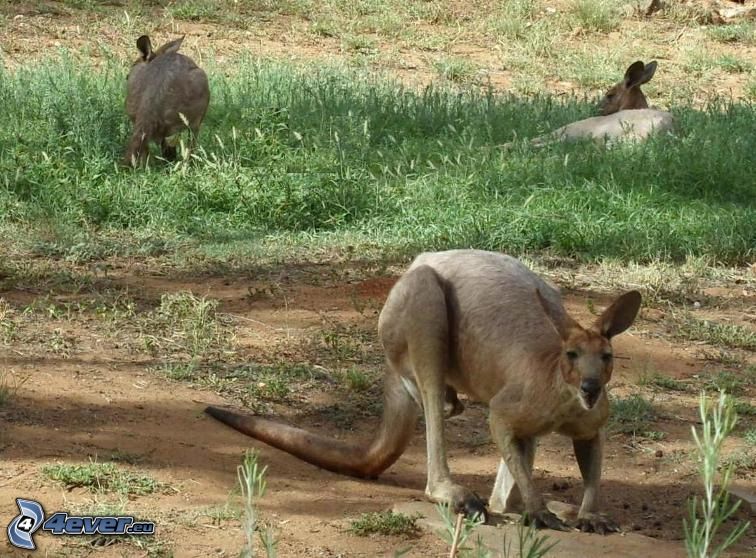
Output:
[{"xmin": 580, "ymin": 379, "xmax": 601, "ymax": 396}]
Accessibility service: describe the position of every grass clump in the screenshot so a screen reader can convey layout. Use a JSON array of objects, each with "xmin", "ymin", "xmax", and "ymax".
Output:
[
  {"xmin": 141, "ymin": 292, "xmax": 233, "ymax": 374},
  {"xmin": 569, "ymin": 0, "xmax": 620, "ymax": 33},
  {"xmin": 349, "ymin": 511, "xmax": 420, "ymax": 537},
  {"xmin": 639, "ymin": 372, "xmax": 689, "ymax": 392},
  {"xmin": 238, "ymin": 449, "xmax": 278, "ymax": 558},
  {"xmin": 672, "ymin": 315, "xmax": 756, "ymax": 351},
  {"xmin": 0, "ymin": 370, "xmax": 28, "ymax": 408},
  {"xmin": 42, "ymin": 461, "xmax": 163, "ymax": 496},
  {"xmin": 609, "ymin": 394, "xmax": 658, "ymax": 437}
]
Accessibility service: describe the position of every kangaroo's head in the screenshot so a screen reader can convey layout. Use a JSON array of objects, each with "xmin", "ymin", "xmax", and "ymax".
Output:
[
  {"xmin": 128, "ymin": 35, "xmax": 185, "ymax": 76},
  {"xmin": 599, "ymin": 60, "xmax": 658, "ymax": 116},
  {"xmin": 536, "ymin": 289, "xmax": 642, "ymax": 411}
]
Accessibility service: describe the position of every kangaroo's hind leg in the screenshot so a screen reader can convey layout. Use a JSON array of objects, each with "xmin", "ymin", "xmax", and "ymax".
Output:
[{"xmin": 379, "ymin": 264, "xmax": 486, "ymax": 520}]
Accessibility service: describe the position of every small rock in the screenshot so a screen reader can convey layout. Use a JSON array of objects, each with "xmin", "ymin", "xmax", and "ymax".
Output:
[{"xmin": 655, "ymin": 449, "xmax": 664, "ymax": 458}]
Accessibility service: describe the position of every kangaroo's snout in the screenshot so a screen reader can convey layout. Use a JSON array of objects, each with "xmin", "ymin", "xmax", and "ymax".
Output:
[{"xmin": 580, "ymin": 378, "xmax": 602, "ymax": 408}]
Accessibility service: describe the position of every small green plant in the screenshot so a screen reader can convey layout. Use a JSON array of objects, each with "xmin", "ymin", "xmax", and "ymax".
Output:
[
  {"xmin": 704, "ymin": 369, "xmax": 754, "ymax": 396},
  {"xmin": 238, "ymin": 450, "xmax": 277, "ymax": 558},
  {"xmin": 673, "ymin": 315, "xmax": 756, "ymax": 351},
  {"xmin": 433, "ymin": 57, "xmax": 478, "ymax": 83},
  {"xmin": 349, "ymin": 511, "xmax": 420, "ymax": 537},
  {"xmin": 141, "ymin": 292, "xmax": 233, "ymax": 372},
  {"xmin": 344, "ymin": 368, "xmax": 371, "ymax": 391},
  {"xmin": 706, "ymin": 22, "xmax": 754, "ymax": 44},
  {"xmin": 639, "ymin": 372, "xmax": 688, "ymax": 392},
  {"xmin": 609, "ymin": 394, "xmax": 657, "ymax": 437},
  {"xmin": 570, "ymin": 0, "xmax": 620, "ymax": 33},
  {"xmin": 744, "ymin": 429, "xmax": 756, "ymax": 445},
  {"xmin": 683, "ymin": 391, "xmax": 750, "ymax": 558},
  {"xmin": 42, "ymin": 461, "xmax": 163, "ymax": 496},
  {"xmin": 0, "ymin": 370, "xmax": 28, "ymax": 407},
  {"xmin": 435, "ymin": 502, "xmax": 556, "ymax": 557},
  {"xmin": 733, "ymin": 401, "xmax": 756, "ymax": 417}
]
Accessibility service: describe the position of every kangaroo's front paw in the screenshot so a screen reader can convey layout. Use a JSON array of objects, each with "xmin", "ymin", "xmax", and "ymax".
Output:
[
  {"xmin": 523, "ymin": 509, "xmax": 569, "ymax": 531},
  {"xmin": 456, "ymin": 493, "xmax": 487, "ymax": 523},
  {"xmin": 573, "ymin": 513, "xmax": 620, "ymax": 535}
]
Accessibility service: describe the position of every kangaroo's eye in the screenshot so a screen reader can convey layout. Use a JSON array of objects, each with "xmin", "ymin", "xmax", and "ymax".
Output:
[{"xmin": 566, "ymin": 350, "xmax": 578, "ymax": 360}]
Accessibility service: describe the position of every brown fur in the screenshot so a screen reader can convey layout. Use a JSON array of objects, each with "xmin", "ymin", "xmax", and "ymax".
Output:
[
  {"xmin": 205, "ymin": 250, "xmax": 641, "ymax": 533},
  {"xmin": 124, "ymin": 35, "xmax": 210, "ymax": 167}
]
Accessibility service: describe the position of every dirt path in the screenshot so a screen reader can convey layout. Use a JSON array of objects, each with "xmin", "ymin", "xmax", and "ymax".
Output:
[{"xmin": 1, "ymin": 263, "xmax": 754, "ymax": 557}]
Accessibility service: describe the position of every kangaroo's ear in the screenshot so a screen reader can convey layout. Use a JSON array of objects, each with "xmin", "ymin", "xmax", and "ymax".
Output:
[
  {"xmin": 136, "ymin": 35, "xmax": 153, "ymax": 61},
  {"xmin": 535, "ymin": 288, "xmax": 579, "ymax": 341},
  {"xmin": 595, "ymin": 291, "xmax": 642, "ymax": 339},
  {"xmin": 623, "ymin": 60, "xmax": 647, "ymax": 89},
  {"xmin": 155, "ymin": 36, "xmax": 185, "ymax": 57},
  {"xmin": 638, "ymin": 61, "xmax": 658, "ymax": 86}
]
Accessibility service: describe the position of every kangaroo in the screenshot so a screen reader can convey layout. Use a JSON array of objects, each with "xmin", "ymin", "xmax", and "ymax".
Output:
[
  {"xmin": 523, "ymin": 60, "xmax": 673, "ymax": 148},
  {"xmin": 124, "ymin": 35, "xmax": 210, "ymax": 167},
  {"xmin": 206, "ymin": 250, "xmax": 641, "ymax": 533}
]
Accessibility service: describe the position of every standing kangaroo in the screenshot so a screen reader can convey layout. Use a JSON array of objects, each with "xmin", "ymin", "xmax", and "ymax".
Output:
[
  {"xmin": 124, "ymin": 35, "xmax": 210, "ymax": 166},
  {"xmin": 206, "ymin": 250, "xmax": 641, "ymax": 533},
  {"xmin": 526, "ymin": 60, "xmax": 673, "ymax": 148}
]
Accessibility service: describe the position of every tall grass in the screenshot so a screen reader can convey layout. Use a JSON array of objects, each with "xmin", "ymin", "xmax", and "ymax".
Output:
[{"xmin": 1, "ymin": 55, "xmax": 755, "ymax": 265}]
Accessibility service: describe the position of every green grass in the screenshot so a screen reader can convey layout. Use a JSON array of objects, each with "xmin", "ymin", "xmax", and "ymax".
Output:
[
  {"xmin": 1, "ymin": 56, "xmax": 755, "ymax": 266},
  {"xmin": 609, "ymin": 394, "xmax": 658, "ymax": 437},
  {"xmin": 703, "ymin": 369, "xmax": 755, "ymax": 396},
  {"xmin": 672, "ymin": 315, "xmax": 756, "ymax": 351},
  {"xmin": 0, "ymin": 370, "xmax": 27, "ymax": 407},
  {"xmin": 639, "ymin": 372, "xmax": 689, "ymax": 392},
  {"xmin": 569, "ymin": 0, "xmax": 620, "ymax": 34},
  {"xmin": 707, "ymin": 23, "xmax": 755, "ymax": 45},
  {"xmin": 348, "ymin": 511, "xmax": 420, "ymax": 536},
  {"xmin": 42, "ymin": 461, "xmax": 165, "ymax": 495}
]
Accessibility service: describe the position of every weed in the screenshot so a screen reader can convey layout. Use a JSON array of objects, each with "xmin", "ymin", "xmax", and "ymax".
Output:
[
  {"xmin": 609, "ymin": 394, "xmax": 658, "ymax": 437},
  {"xmin": 238, "ymin": 450, "xmax": 278, "ymax": 558},
  {"xmin": 202, "ymin": 501, "xmax": 241, "ymax": 525},
  {"xmin": 569, "ymin": 0, "xmax": 620, "ymax": 33},
  {"xmin": 433, "ymin": 57, "xmax": 478, "ymax": 83},
  {"xmin": 140, "ymin": 292, "xmax": 233, "ymax": 370},
  {"xmin": 42, "ymin": 461, "xmax": 165, "ymax": 496},
  {"xmin": 0, "ymin": 298, "xmax": 18, "ymax": 343},
  {"xmin": 435, "ymin": 502, "xmax": 557, "ymax": 557},
  {"xmin": 733, "ymin": 401, "xmax": 756, "ymax": 417},
  {"xmin": 703, "ymin": 369, "xmax": 755, "ymax": 396},
  {"xmin": 672, "ymin": 315, "xmax": 756, "ymax": 351},
  {"xmin": 639, "ymin": 372, "xmax": 689, "ymax": 392},
  {"xmin": 720, "ymin": 448, "xmax": 756, "ymax": 475},
  {"xmin": 683, "ymin": 391, "xmax": 750, "ymax": 557},
  {"xmin": 744, "ymin": 429, "xmax": 756, "ymax": 446},
  {"xmin": 344, "ymin": 367, "xmax": 372, "ymax": 391},
  {"xmin": 349, "ymin": 511, "xmax": 420, "ymax": 537},
  {"xmin": 0, "ymin": 370, "xmax": 29, "ymax": 407},
  {"xmin": 707, "ymin": 23, "xmax": 755, "ymax": 45}
]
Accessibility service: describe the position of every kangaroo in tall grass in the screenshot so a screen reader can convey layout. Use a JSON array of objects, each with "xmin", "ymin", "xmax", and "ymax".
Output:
[
  {"xmin": 206, "ymin": 250, "xmax": 642, "ymax": 533},
  {"xmin": 525, "ymin": 60, "xmax": 674, "ymax": 148},
  {"xmin": 124, "ymin": 35, "xmax": 210, "ymax": 167}
]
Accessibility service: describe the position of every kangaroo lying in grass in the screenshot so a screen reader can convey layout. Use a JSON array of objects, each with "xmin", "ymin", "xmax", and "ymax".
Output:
[
  {"xmin": 124, "ymin": 35, "xmax": 210, "ymax": 167},
  {"xmin": 206, "ymin": 249, "xmax": 642, "ymax": 533},
  {"xmin": 524, "ymin": 60, "xmax": 674, "ymax": 148}
]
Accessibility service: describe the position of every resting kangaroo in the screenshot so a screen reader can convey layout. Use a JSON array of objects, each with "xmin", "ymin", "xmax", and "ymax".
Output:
[
  {"xmin": 526, "ymin": 60, "xmax": 673, "ymax": 148},
  {"xmin": 124, "ymin": 35, "xmax": 210, "ymax": 166},
  {"xmin": 206, "ymin": 250, "xmax": 641, "ymax": 533}
]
